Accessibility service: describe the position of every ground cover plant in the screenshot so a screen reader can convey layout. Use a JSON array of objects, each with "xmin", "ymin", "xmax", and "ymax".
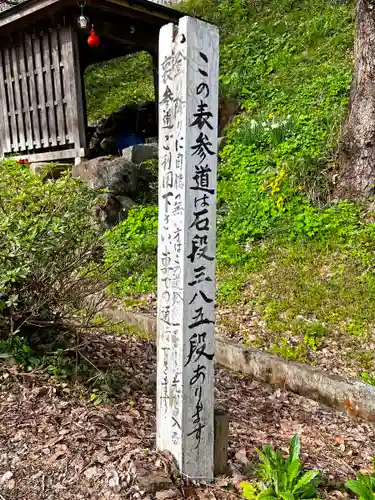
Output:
[
  {"xmin": 346, "ymin": 458, "xmax": 375, "ymax": 499},
  {"xmin": 240, "ymin": 434, "xmax": 321, "ymax": 499}
]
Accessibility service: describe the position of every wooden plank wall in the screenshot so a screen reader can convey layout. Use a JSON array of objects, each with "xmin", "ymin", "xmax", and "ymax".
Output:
[{"xmin": 0, "ymin": 24, "xmax": 84, "ymax": 157}]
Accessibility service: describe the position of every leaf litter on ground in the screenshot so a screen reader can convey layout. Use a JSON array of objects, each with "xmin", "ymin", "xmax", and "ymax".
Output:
[{"xmin": 0, "ymin": 330, "xmax": 374, "ymax": 499}]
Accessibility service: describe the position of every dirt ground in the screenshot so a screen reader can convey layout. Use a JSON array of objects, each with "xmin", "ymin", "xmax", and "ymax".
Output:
[{"xmin": 0, "ymin": 332, "xmax": 374, "ymax": 499}]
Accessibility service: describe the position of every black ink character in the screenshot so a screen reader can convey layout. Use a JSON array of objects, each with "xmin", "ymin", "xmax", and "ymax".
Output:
[
  {"xmin": 190, "ymin": 364, "xmax": 207, "ymax": 385},
  {"xmin": 160, "ymin": 85, "xmax": 174, "ymax": 105},
  {"xmin": 199, "ymin": 51, "xmax": 208, "ymax": 63},
  {"xmin": 187, "ymin": 236, "xmax": 215, "ymax": 263},
  {"xmin": 161, "ymin": 151, "xmax": 172, "ymax": 171},
  {"xmin": 188, "ymin": 265, "xmax": 213, "ymax": 285},
  {"xmin": 188, "ymin": 422, "xmax": 205, "ymax": 449},
  {"xmin": 190, "ymin": 164, "xmax": 214, "ymax": 194},
  {"xmin": 163, "ymin": 191, "xmax": 173, "ymax": 213},
  {"xmin": 194, "ymin": 193, "xmax": 210, "ymax": 209},
  {"xmin": 196, "ymin": 82, "xmax": 210, "ymax": 98},
  {"xmin": 189, "ymin": 307, "xmax": 214, "ymax": 329},
  {"xmin": 185, "ymin": 332, "xmax": 214, "ymax": 366},
  {"xmin": 161, "ymin": 55, "xmax": 174, "ymax": 84},
  {"xmin": 191, "ymin": 132, "xmax": 215, "ymax": 163},
  {"xmin": 190, "ymin": 101, "xmax": 213, "ymax": 130},
  {"xmin": 189, "ymin": 290, "xmax": 213, "ymax": 305},
  {"xmin": 163, "ymin": 171, "xmax": 174, "ymax": 189},
  {"xmin": 190, "ymin": 208, "xmax": 210, "ymax": 232},
  {"xmin": 162, "ymin": 108, "xmax": 173, "ymax": 130}
]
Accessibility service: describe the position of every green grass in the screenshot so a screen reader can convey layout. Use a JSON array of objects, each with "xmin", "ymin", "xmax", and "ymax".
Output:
[
  {"xmin": 88, "ymin": 0, "xmax": 375, "ymax": 381},
  {"xmin": 84, "ymin": 51, "xmax": 154, "ymax": 123}
]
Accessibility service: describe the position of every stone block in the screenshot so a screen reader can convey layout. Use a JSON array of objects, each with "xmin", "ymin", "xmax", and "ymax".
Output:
[{"xmin": 122, "ymin": 143, "xmax": 158, "ymax": 164}]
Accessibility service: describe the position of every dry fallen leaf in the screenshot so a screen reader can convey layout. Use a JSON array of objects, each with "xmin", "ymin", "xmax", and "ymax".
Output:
[
  {"xmin": 235, "ymin": 448, "xmax": 248, "ymax": 465},
  {"xmin": 0, "ymin": 332, "xmax": 375, "ymax": 500},
  {"xmin": 6, "ymin": 479, "xmax": 16, "ymax": 490},
  {"xmin": 0, "ymin": 471, "xmax": 13, "ymax": 483},
  {"xmin": 84, "ymin": 466, "xmax": 99, "ymax": 480},
  {"xmin": 107, "ymin": 469, "xmax": 121, "ymax": 493},
  {"xmin": 335, "ymin": 436, "xmax": 345, "ymax": 446},
  {"xmin": 215, "ymin": 477, "xmax": 231, "ymax": 488}
]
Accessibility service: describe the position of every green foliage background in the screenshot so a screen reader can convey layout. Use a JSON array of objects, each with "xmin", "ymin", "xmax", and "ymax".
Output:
[
  {"xmin": 85, "ymin": 51, "xmax": 154, "ymax": 124},
  {"xmin": 86, "ymin": 0, "xmax": 375, "ymax": 381}
]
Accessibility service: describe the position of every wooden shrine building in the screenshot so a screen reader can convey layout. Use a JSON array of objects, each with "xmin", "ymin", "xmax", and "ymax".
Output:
[{"xmin": 0, "ymin": 0, "xmax": 182, "ymax": 164}]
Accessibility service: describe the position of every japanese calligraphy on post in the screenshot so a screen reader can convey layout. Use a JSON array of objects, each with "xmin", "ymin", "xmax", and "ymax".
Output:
[{"xmin": 156, "ymin": 16, "xmax": 219, "ymax": 480}]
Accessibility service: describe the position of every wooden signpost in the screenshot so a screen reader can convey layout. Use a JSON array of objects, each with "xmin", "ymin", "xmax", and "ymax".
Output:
[{"xmin": 156, "ymin": 16, "xmax": 219, "ymax": 480}]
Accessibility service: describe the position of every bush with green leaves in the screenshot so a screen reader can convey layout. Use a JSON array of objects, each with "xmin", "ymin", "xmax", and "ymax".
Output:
[
  {"xmin": 0, "ymin": 160, "xmax": 102, "ymax": 343},
  {"xmin": 241, "ymin": 435, "xmax": 321, "ymax": 499},
  {"xmin": 103, "ymin": 204, "xmax": 158, "ymax": 296},
  {"xmin": 346, "ymin": 459, "xmax": 375, "ymax": 499}
]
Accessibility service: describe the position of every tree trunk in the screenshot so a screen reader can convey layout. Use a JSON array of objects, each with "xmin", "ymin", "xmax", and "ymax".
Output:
[{"xmin": 336, "ymin": 0, "xmax": 375, "ymax": 199}]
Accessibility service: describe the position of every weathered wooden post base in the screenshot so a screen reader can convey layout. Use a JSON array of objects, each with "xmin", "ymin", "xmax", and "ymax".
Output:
[{"xmin": 214, "ymin": 409, "xmax": 229, "ymax": 476}]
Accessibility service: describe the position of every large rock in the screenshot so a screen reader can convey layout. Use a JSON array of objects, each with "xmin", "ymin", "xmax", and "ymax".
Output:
[
  {"xmin": 73, "ymin": 156, "xmax": 155, "ymax": 197},
  {"xmin": 73, "ymin": 156, "xmax": 156, "ymax": 228},
  {"xmin": 95, "ymin": 193, "xmax": 135, "ymax": 229}
]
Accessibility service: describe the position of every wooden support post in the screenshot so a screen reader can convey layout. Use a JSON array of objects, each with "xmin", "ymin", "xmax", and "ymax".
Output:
[
  {"xmin": 151, "ymin": 49, "xmax": 159, "ymax": 117},
  {"xmin": 214, "ymin": 409, "xmax": 229, "ymax": 476},
  {"xmin": 61, "ymin": 24, "xmax": 86, "ymax": 155},
  {"xmin": 156, "ymin": 16, "xmax": 219, "ymax": 481}
]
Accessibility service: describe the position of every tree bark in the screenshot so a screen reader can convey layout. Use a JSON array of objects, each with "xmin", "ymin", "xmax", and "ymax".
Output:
[{"xmin": 337, "ymin": 0, "xmax": 375, "ymax": 199}]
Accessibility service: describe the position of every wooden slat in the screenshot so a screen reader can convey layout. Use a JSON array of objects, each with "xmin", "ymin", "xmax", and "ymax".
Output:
[
  {"xmin": 60, "ymin": 24, "xmax": 86, "ymax": 154},
  {"xmin": 11, "ymin": 45, "xmax": 26, "ymax": 151},
  {"xmin": 33, "ymin": 32, "xmax": 49, "ymax": 148},
  {"xmin": 43, "ymin": 30, "xmax": 57, "ymax": 146},
  {"xmin": 71, "ymin": 25, "xmax": 86, "ymax": 154},
  {"xmin": 18, "ymin": 37, "xmax": 33, "ymax": 150},
  {"xmin": 12, "ymin": 147, "xmax": 86, "ymax": 163},
  {"xmin": 4, "ymin": 48, "xmax": 19, "ymax": 151},
  {"xmin": 51, "ymin": 27, "xmax": 65, "ymax": 145},
  {"xmin": 24, "ymin": 34, "xmax": 41, "ymax": 149},
  {"xmin": 59, "ymin": 26, "xmax": 74, "ymax": 145},
  {"xmin": 0, "ymin": 49, "xmax": 12, "ymax": 154}
]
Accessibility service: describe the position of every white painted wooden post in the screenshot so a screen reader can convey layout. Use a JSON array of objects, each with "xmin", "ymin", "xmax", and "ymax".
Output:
[{"xmin": 156, "ymin": 16, "xmax": 219, "ymax": 481}]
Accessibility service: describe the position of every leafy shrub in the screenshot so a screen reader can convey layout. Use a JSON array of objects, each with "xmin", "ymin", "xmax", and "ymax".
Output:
[
  {"xmin": 0, "ymin": 336, "xmax": 41, "ymax": 369},
  {"xmin": 241, "ymin": 434, "xmax": 321, "ymax": 499},
  {"xmin": 103, "ymin": 205, "xmax": 158, "ymax": 296},
  {"xmin": 0, "ymin": 160, "xmax": 102, "ymax": 343},
  {"xmin": 361, "ymin": 372, "xmax": 375, "ymax": 386},
  {"xmin": 346, "ymin": 459, "xmax": 375, "ymax": 499}
]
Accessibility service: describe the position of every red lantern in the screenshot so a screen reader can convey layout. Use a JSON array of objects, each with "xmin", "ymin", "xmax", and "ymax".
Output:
[{"xmin": 88, "ymin": 25, "xmax": 100, "ymax": 47}]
